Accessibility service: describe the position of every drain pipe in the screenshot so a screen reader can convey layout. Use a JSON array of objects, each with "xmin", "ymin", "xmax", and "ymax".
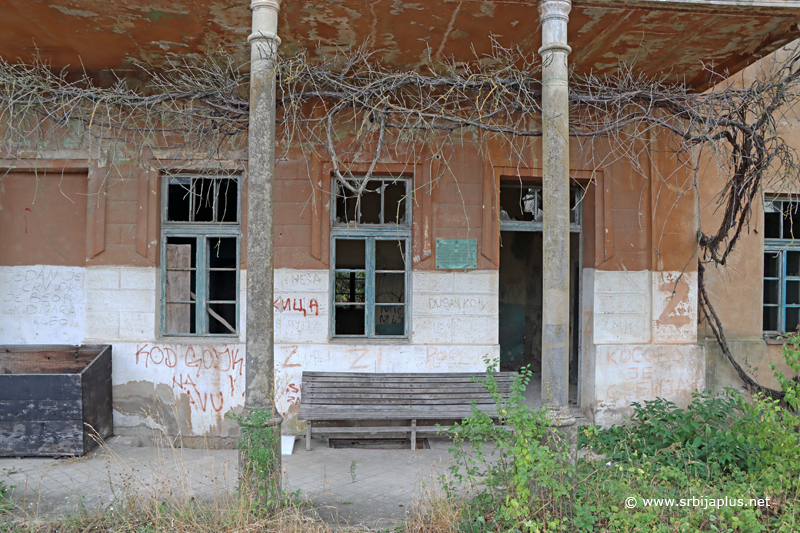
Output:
[
  {"xmin": 539, "ymin": 0, "xmax": 576, "ymax": 429},
  {"xmin": 245, "ymin": 0, "xmax": 282, "ymax": 485}
]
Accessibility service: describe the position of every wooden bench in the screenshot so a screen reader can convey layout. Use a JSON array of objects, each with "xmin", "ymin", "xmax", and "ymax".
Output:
[{"xmin": 297, "ymin": 371, "xmax": 516, "ymax": 451}]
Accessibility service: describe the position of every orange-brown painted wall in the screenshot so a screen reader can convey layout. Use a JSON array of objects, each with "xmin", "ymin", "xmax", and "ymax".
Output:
[
  {"xmin": 699, "ymin": 43, "xmax": 800, "ymax": 391},
  {"xmin": 0, "ymin": 170, "xmax": 87, "ymax": 266},
  {"xmin": 2, "ymin": 133, "xmax": 700, "ymax": 277}
]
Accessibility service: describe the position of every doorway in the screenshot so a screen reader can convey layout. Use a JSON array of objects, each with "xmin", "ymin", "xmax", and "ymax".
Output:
[{"xmin": 497, "ymin": 184, "xmax": 581, "ymax": 399}]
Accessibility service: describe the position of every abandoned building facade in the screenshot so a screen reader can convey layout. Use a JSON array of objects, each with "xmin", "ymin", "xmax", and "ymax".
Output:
[{"xmin": 2, "ymin": 0, "xmax": 800, "ymax": 444}]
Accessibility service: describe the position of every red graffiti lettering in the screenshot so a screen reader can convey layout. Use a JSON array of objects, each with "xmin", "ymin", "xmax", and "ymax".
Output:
[
  {"xmin": 210, "ymin": 392, "xmax": 224, "ymax": 412},
  {"xmin": 135, "ymin": 344, "xmax": 149, "ymax": 365}
]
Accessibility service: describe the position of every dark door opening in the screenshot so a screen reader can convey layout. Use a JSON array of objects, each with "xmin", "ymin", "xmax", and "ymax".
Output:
[{"xmin": 499, "ymin": 231, "xmax": 580, "ymax": 383}]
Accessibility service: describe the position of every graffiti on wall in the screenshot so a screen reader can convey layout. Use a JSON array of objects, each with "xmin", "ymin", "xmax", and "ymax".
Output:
[
  {"xmin": 0, "ymin": 265, "xmax": 86, "ymax": 343},
  {"xmin": 273, "ymin": 297, "xmax": 320, "ymax": 316},
  {"xmin": 134, "ymin": 343, "xmax": 244, "ymax": 414},
  {"xmin": 597, "ymin": 345, "xmax": 703, "ymax": 405}
]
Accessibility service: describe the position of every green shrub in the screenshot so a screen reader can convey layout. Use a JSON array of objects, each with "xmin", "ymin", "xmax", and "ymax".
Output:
[
  {"xmin": 578, "ymin": 389, "xmax": 800, "ymax": 532},
  {"xmin": 580, "ymin": 389, "xmax": 761, "ymax": 478},
  {"xmin": 445, "ymin": 361, "xmax": 573, "ymax": 532}
]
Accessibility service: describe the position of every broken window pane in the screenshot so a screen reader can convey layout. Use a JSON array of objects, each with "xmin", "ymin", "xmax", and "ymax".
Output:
[
  {"xmin": 207, "ymin": 237, "xmax": 237, "ymax": 334},
  {"xmin": 788, "ymin": 251, "xmax": 800, "ymax": 277},
  {"xmin": 360, "ymin": 181, "xmax": 382, "ymax": 224},
  {"xmin": 163, "ymin": 175, "xmax": 240, "ymax": 337},
  {"xmin": 787, "ymin": 281, "xmax": 800, "ymax": 306},
  {"xmin": 384, "ymin": 181, "xmax": 407, "ymax": 224},
  {"xmin": 216, "ymin": 179, "xmax": 238, "ymax": 222},
  {"xmin": 192, "ymin": 178, "xmax": 215, "ymax": 221},
  {"xmin": 208, "ymin": 303, "xmax": 236, "ymax": 334},
  {"xmin": 167, "ymin": 178, "xmax": 192, "ymax": 221},
  {"xmin": 376, "ymin": 240, "xmax": 405, "ymax": 270},
  {"xmin": 336, "ymin": 239, "xmax": 366, "ymax": 269},
  {"xmin": 764, "ymin": 279, "xmax": 779, "ymax": 305},
  {"xmin": 764, "ymin": 253, "xmax": 779, "ymax": 278},
  {"xmin": 787, "ymin": 307, "xmax": 800, "ymax": 332},
  {"xmin": 783, "ymin": 201, "xmax": 800, "ymax": 240},
  {"xmin": 334, "ymin": 177, "xmax": 409, "ymax": 225},
  {"xmin": 764, "ymin": 306, "xmax": 778, "ymax": 331},
  {"xmin": 335, "ymin": 305, "xmax": 365, "ymax": 335},
  {"xmin": 764, "ymin": 201, "xmax": 781, "ymax": 238}
]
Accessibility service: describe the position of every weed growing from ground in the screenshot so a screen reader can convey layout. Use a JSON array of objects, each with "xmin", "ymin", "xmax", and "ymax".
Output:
[
  {"xmin": 444, "ymin": 360, "xmax": 573, "ymax": 532},
  {"xmin": 226, "ymin": 407, "xmax": 283, "ymax": 512},
  {"xmin": 0, "ymin": 478, "xmax": 14, "ymax": 515}
]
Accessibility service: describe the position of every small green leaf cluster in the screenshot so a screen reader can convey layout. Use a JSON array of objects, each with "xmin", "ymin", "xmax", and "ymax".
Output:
[{"xmin": 0, "ymin": 478, "xmax": 14, "ymax": 515}]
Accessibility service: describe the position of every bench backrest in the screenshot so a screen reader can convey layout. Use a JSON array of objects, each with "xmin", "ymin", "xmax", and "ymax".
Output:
[{"xmin": 298, "ymin": 371, "xmax": 518, "ymax": 421}]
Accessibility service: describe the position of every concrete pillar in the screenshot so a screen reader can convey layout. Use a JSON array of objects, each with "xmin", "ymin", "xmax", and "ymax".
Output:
[
  {"xmin": 539, "ymin": 0, "xmax": 576, "ymax": 427},
  {"xmin": 245, "ymin": 0, "xmax": 282, "ymax": 479}
]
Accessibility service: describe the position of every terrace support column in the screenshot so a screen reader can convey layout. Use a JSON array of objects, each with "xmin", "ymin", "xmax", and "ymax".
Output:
[
  {"xmin": 244, "ymin": 0, "xmax": 282, "ymax": 482},
  {"xmin": 539, "ymin": 0, "xmax": 576, "ymax": 429}
]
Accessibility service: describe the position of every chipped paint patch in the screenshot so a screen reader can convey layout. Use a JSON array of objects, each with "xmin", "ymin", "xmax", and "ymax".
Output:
[{"xmin": 48, "ymin": 5, "xmax": 98, "ymax": 18}]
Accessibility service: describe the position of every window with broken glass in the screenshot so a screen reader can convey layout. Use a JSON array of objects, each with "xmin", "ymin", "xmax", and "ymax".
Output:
[
  {"xmin": 763, "ymin": 197, "xmax": 800, "ymax": 334},
  {"xmin": 331, "ymin": 176, "xmax": 411, "ymax": 338},
  {"xmin": 160, "ymin": 174, "xmax": 240, "ymax": 337},
  {"xmin": 498, "ymin": 183, "xmax": 582, "ymax": 232}
]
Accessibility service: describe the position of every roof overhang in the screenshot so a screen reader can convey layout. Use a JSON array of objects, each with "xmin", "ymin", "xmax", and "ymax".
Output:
[{"xmin": 0, "ymin": 1, "xmax": 798, "ymax": 89}]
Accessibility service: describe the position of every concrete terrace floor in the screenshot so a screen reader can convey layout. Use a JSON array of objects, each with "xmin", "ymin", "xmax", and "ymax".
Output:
[{"xmin": 0, "ymin": 378, "xmax": 584, "ymax": 529}]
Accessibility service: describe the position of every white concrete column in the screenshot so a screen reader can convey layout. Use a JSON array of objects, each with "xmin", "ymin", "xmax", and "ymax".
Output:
[
  {"xmin": 245, "ymin": 0, "xmax": 282, "ymax": 464},
  {"xmin": 539, "ymin": 0, "xmax": 575, "ymax": 426}
]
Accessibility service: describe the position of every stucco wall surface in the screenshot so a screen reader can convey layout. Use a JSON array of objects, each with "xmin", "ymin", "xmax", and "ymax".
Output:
[{"xmin": 588, "ymin": 269, "xmax": 704, "ymax": 425}]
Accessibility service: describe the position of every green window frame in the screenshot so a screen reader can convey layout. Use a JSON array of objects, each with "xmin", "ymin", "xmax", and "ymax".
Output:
[
  {"xmin": 763, "ymin": 197, "xmax": 800, "ymax": 334},
  {"xmin": 330, "ymin": 176, "xmax": 411, "ymax": 339},
  {"xmin": 160, "ymin": 174, "xmax": 241, "ymax": 337}
]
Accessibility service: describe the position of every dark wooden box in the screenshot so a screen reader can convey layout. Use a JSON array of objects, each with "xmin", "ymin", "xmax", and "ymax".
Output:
[{"xmin": 0, "ymin": 345, "xmax": 113, "ymax": 456}]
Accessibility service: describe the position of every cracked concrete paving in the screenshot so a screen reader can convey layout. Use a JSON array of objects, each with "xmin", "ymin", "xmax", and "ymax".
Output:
[
  {"xmin": 0, "ymin": 435, "xmax": 464, "ymax": 530},
  {"xmin": 0, "ymin": 380, "xmax": 583, "ymax": 529}
]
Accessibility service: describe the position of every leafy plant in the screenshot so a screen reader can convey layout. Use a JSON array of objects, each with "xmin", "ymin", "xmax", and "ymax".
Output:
[
  {"xmin": 772, "ymin": 333, "xmax": 800, "ymax": 412},
  {"xmin": 445, "ymin": 359, "xmax": 572, "ymax": 531},
  {"xmin": 0, "ymin": 478, "xmax": 14, "ymax": 515},
  {"xmin": 227, "ymin": 407, "xmax": 282, "ymax": 511},
  {"xmin": 580, "ymin": 389, "xmax": 759, "ymax": 478}
]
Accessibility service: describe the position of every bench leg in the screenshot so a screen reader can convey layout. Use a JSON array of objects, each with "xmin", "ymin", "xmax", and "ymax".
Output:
[
  {"xmin": 306, "ymin": 421, "xmax": 312, "ymax": 451},
  {"xmin": 411, "ymin": 419, "xmax": 417, "ymax": 451}
]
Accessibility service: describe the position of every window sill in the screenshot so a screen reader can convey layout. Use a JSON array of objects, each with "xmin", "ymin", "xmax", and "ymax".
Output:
[
  {"xmin": 328, "ymin": 337, "xmax": 410, "ymax": 344},
  {"xmin": 157, "ymin": 335, "xmax": 243, "ymax": 344},
  {"xmin": 763, "ymin": 333, "xmax": 800, "ymax": 345}
]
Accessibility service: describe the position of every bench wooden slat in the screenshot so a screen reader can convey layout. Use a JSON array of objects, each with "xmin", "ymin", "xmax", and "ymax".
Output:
[
  {"xmin": 304, "ymin": 390, "xmax": 509, "ymax": 397},
  {"xmin": 310, "ymin": 426, "xmax": 452, "ymax": 435},
  {"xmin": 304, "ymin": 372, "xmax": 516, "ymax": 378},
  {"xmin": 299, "ymin": 371, "xmax": 518, "ymax": 450},
  {"xmin": 304, "ymin": 383, "xmax": 512, "ymax": 390}
]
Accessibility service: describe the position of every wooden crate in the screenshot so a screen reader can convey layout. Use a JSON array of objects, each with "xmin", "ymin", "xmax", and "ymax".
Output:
[{"xmin": 0, "ymin": 345, "xmax": 113, "ymax": 456}]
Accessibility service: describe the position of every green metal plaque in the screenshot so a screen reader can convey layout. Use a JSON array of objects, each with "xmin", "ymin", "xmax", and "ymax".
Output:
[{"xmin": 435, "ymin": 239, "xmax": 477, "ymax": 269}]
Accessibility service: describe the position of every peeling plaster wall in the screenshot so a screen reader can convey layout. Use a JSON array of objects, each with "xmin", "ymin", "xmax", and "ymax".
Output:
[
  {"xmin": 586, "ymin": 269, "xmax": 704, "ymax": 426},
  {"xmin": 0, "ymin": 264, "xmax": 248, "ymax": 442},
  {"xmin": 0, "ymin": 264, "xmax": 498, "ymax": 439}
]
